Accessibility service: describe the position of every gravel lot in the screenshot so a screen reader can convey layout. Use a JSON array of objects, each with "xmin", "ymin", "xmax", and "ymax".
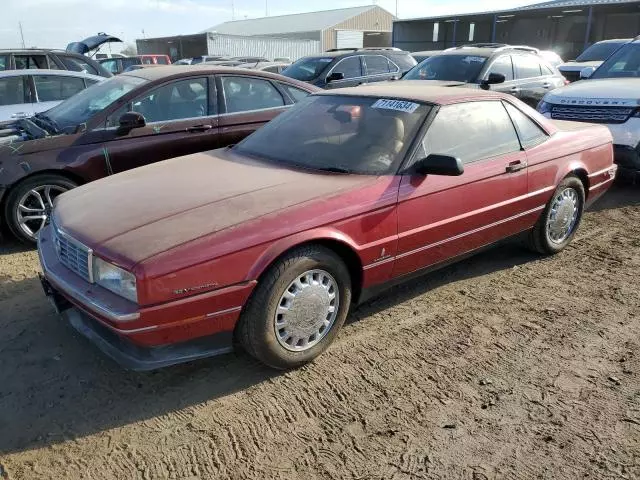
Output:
[{"xmin": 1, "ymin": 185, "xmax": 639, "ymax": 480}]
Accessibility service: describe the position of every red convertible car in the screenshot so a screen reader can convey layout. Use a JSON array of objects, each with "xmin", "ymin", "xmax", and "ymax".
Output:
[{"xmin": 38, "ymin": 83, "xmax": 616, "ymax": 370}]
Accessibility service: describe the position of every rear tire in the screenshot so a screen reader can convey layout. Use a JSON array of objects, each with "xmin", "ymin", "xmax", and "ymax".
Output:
[
  {"xmin": 237, "ymin": 245, "xmax": 352, "ymax": 369},
  {"xmin": 4, "ymin": 174, "xmax": 77, "ymax": 245},
  {"xmin": 528, "ymin": 176, "xmax": 585, "ymax": 255}
]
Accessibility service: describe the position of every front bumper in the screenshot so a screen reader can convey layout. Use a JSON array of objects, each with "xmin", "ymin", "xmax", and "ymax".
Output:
[{"xmin": 38, "ymin": 224, "xmax": 255, "ymax": 370}]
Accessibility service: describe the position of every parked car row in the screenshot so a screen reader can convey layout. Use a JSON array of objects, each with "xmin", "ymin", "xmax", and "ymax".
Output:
[{"xmin": 34, "ymin": 79, "xmax": 616, "ymax": 371}]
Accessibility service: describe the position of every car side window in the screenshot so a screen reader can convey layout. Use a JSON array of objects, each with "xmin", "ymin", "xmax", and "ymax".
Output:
[
  {"xmin": 14, "ymin": 55, "xmax": 48, "ymax": 70},
  {"xmin": 364, "ymin": 55, "xmax": 391, "ymax": 75},
  {"xmin": 412, "ymin": 101, "xmax": 521, "ymax": 165},
  {"xmin": 541, "ymin": 63, "xmax": 554, "ymax": 75},
  {"xmin": 59, "ymin": 55, "xmax": 99, "ymax": 75},
  {"xmin": 514, "ymin": 55, "xmax": 542, "ymax": 79},
  {"xmin": 331, "ymin": 56, "xmax": 362, "ymax": 79},
  {"xmin": 131, "ymin": 78, "xmax": 208, "ymax": 123},
  {"xmin": 101, "ymin": 59, "xmax": 119, "ymax": 75},
  {"xmin": 222, "ymin": 76, "xmax": 285, "ymax": 114},
  {"xmin": 263, "ymin": 66, "xmax": 280, "ymax": 73},
  {"xmin": 279, "ymin": 83, "xmax": 310, "ymax": 103},
  {"xmin": 0, "ymin": 55, "xmax": 8, "ymax": 71},
  {"xmin": 0, "ymin": 77, "xmax": 26, "ymax": 105},
  {"xmin": 33, "ymin": 75, "xmax": 85, "ymax": 102},
  {"xmin": 487, "ymin": 55, "xmax": 513, "ymax": 81},
  {"xmin": 503, "ymin": 102, "xmax": 548, "ymax": 149}
]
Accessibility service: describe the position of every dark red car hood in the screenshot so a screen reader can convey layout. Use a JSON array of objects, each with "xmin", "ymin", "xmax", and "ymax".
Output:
[{"xmin": 53, "ymin": 148, "xmax": 377, "ymax": 266}]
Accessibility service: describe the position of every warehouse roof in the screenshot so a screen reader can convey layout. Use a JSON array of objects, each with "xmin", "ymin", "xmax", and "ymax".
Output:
[
  {"xmin": 204, "ymin": 5, "xmax": 384, "ymax": 36},
  {"xmin": 396, "ymin": 0, "xmax": 640, "ymax": 22}
]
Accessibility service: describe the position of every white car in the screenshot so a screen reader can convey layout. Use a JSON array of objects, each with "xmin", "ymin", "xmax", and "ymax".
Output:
[
  {"xmin": 0, "ymin": 69, "xmax": 104, "ymax": 122},
  {"xmin": 538, "ymin": 37, "xmax": 640, "ymax": 180},
  {"xmin": 558, "ymin": 39, "xmax": 630, "ymax": 82}
]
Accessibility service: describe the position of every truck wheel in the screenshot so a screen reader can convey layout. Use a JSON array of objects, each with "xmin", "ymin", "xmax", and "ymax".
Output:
[
  {"xmin": 237, "ymin": 245, "xmax": 352, "ymax": 369},
  {"xmin": 4, "ymin": 174, "xmax": 77, "ymax": 245},
  {"xmin": 528, "ymin": 176, "xmax": 585, "ymax": 255}
]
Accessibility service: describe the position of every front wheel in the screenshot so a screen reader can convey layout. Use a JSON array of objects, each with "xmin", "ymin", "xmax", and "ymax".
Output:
[
  {"xmin": 4, "ymin": 174, "xmax": 77, "ymax": 244},
  {"xmin": 237, "ymin": 245, "xmax": 352, "ymax": 369},
  {"xmin": 528, "ymin": 176, "xmax": 585, "ymax": 254}
]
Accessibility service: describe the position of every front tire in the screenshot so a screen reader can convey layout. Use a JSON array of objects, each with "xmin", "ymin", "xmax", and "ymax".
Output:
[
  {"xmin": 4, "ymin": 174, "xmax": 77, "ymax": 245},
  {"xmin": 528, "ymin": 176, "xmax": 585, "ymax": 254},
  {"xmin": 237, "ymin": 245, "xmax": 352, "ymax": 369}
]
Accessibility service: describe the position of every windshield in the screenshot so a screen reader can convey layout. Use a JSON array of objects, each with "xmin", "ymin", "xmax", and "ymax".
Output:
[
  {"xmin": 403, "ymin": 54, "xmax": 488, "ymax": 82},
  {"xmin": 282, "ymin": 57, "xmax": 334, "ymax": 81},
  {"xmin": 576, "ymin": 42, "xmax": 625, "ymax": 62},
  {"xmin": 234, "ymin": 95, "xmax": 430, "ymax": 175},
  {"xmin": 45, "ymin": 75, "xmax": 147, "ymax": 132},
  {"xmin": 591, "ymin": 42, "xmax": 640, "ymax": 79}
]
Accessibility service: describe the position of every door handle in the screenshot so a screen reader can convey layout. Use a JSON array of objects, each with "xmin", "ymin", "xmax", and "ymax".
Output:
[
  {"xmin": 542, "ymin": 82, "xmax": 551, "ymax": 89},
  {"xmin": 186, "ymin": 124, "xmax": 213, "ymax": 133},
  {"xmin": 505, "ymin": 160, "xmax": 527, "ymax": 173},
  {"xmin": 510, "ymin": 86, "xmax": 521, "ymax": 93}
]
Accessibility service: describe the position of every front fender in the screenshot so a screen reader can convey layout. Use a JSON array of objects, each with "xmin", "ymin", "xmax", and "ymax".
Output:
[{"xmin": 245, "ymin": 227, "xmax": 362, "ymax": 281}]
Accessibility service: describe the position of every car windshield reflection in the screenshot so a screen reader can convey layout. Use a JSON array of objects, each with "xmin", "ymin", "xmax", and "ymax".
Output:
[{"xmin": 235, "ymin": 95, "xmax": 431, "ymax": 175}]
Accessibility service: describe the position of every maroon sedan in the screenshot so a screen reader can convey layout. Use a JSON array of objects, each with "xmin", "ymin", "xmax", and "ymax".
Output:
[
  {"xmin": 38, "ymin": 83, "xmax": 616, "ymax": 370},
  {"xmin": 0, "ymin": 65, "xmax": 316, "ymax": 243}
]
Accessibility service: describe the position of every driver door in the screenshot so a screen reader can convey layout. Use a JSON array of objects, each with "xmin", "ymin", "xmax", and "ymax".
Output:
[{"xmin": 101, "ymin": 76, "xmax": 219, "ymax": 174}]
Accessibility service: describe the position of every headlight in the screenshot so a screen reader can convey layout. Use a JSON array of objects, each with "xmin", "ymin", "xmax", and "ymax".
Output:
[
  {"xmin": 537, "ymin": 100, "xmax": 552, "ymax": 114},
  {"xmin": 92, "ymin": 256, "xmax": 138, "ymax": 303}
]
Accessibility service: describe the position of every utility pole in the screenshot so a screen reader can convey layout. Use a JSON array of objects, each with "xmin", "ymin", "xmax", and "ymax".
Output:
[
  {"xmin": 18, "ymin": 22, "xmax": 25, "ymax": 48},
  {"xmin": 395, "ymin": 0, "xmax": 398, "ymax": 18},
  {"xmin": 265, "ymin": 0, "xmax": 268, "ymax": 17},
  {"xmin": 231, "ymin": 0, "xmax": 235, "ymax": 20}
]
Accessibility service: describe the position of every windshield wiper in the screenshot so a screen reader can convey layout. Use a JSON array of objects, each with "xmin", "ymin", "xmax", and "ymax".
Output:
[
  {"xmin": 315, "ymin": 166, "xmax": 353, "ymax": 174},
  {"xmin": 33, "ymin": 113, "xmax": 60, "ymax": 135}
]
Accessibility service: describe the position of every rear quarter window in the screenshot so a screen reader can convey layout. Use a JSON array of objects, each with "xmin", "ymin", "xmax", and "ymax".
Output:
[{"xmin": 388, "ymin": 53, "xmax": 417, "ymax": 71}]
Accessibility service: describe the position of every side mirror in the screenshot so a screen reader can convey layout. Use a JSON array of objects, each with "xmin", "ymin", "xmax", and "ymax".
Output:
[
  {"xmin": 413, "ymin": 154, "xmax": 464, "ymax": 176},
  {"xmin": 580, "ymin": 66, "xmax": 595, "ymax": 80},
  {"xmin": 480, "ymin": 72, "xmax": 506, "ymax": 90},
  {"xmin": 117, "ymin": 111, "xmax": 146, "ymax": 136},
  {"xmin": 326, "ymin": 72, "xmax": 345, "ymax": 83}
]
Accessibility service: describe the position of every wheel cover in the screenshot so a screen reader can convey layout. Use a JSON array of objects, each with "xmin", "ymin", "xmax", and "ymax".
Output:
[
  {"xmin": 16, "ymin": 185, "xmax": 69, "ymax": 239},
  {"xmin": 546, "ymin": 187, "xmax": 579, "ymax": 244},
  {"xmin": 274, "ymin": 269, "xmax": 339, "ymax": 352}
]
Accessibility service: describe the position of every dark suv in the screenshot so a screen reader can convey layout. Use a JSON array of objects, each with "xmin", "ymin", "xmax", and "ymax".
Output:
[
  {"xmin": 0, "ymin": 50, "xmax": 113, "ymax": 78},
  {"xmin": 403, "ymin": 45, "xmax": 566, "ymax": 108},
  {"xmin": 282, "ymin": 47, "xmax": 417, "ymax": 89}
]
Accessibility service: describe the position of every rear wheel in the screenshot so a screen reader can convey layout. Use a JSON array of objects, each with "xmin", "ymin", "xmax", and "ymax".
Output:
[
  {"xmin": 528, "ymin": 176, "xmax": 585, "ymax": 254},
  {"xmin": 4, "ymin": 174, "xmax": 77, "ymax": 244},
  {"xmin": 237, "ymin": 245, "xmax": 352, "ymax": 369}
]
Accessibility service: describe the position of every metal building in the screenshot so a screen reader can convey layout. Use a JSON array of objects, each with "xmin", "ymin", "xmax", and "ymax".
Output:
[
  {"xmin": 393, "ymin": 0, "xmax": 640, "ymax": 60},
  {"xmin": 137, "ymin": 32, "xmax": 319, "ymax": 62},
  {"xmin": 205, "ymin": 5, "xmax": 395, "ymax": 52}
]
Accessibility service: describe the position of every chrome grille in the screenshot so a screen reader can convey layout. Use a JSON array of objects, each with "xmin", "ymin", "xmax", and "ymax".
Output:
[
  {"xmin": 551, "ymin": 105, "xmax": 634, "ymax": 124},
  {"xmin": 52, "ymin": 225, "xmax": 92, "ymax": 282}
]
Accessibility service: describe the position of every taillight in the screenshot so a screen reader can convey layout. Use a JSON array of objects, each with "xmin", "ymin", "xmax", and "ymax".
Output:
[{"xmin": 563, "ymin": 77, "xmax": 570, "ymax": 85}]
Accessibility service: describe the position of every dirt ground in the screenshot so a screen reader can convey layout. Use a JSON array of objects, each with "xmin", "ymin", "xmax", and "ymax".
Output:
[{"xmin": 0, "ymin": 185, "xmax": 639, "ymax": 480}]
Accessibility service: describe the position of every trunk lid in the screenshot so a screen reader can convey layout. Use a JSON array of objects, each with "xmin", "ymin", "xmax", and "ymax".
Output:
[{"xmin": 66, "ymin": 33, "xmax": 123, "ymax": 55}]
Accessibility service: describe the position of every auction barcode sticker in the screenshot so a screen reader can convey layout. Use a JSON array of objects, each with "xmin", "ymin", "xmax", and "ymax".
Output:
[{"xmin": 371, "ymin": 99, "xmax": 419, "ymax": 113}]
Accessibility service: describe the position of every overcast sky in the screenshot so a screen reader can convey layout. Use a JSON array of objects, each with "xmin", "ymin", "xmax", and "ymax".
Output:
[{"xmin": 2, "ymin": 0, "xmax": 531, "ymax": 51}]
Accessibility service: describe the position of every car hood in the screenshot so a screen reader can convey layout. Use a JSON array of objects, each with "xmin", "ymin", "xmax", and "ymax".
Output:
[
  {"xmin": 53, "ymin": 149, "xmax": 376, "ymax": 266},
  {"xmin": 558, "ymin": 61, "xmax": 602, "ymax": 72},
  {"xmin": 66, "ymin": 33, "xmax": 122, "ymax": 55},
  {"xmin": 545, "ymin": 78, "xmax": 640, "ymax": 105}
]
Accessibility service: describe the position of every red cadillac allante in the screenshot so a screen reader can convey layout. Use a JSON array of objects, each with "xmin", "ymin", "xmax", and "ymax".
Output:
[{"xmin": 38, "ymin": 82, "xmax": 617, "ymax": 370}]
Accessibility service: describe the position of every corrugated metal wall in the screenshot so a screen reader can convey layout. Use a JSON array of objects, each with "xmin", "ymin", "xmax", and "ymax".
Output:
[
  {"xmin": 322, "ymin": 6, "xmax": 394, "ymax": 51},
  {"xmin": 206, "ymin": 33, "xmax": 319, "ymax": 61}
]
